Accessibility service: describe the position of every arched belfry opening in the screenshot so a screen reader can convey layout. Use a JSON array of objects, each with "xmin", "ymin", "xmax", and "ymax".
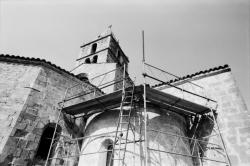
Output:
[
  {"xmin": 33, "ymin": 123, "xmax": 62, "ymax": 164},
  {"xmin": 85, "ymin": 58, "xmax": 91, "ymax": 64},
  {"xmin": 92, "ymin": 55, "xmax": 98, "ymax": 63},
  {"xmin": 91, "ymin": 43, "xmax": 97, "ymax": 54}
]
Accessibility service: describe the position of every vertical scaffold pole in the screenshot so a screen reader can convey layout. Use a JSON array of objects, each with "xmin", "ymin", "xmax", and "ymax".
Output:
[{"xmin": 142, "ymin": 30, "xmax": 148, "ymax": 166}]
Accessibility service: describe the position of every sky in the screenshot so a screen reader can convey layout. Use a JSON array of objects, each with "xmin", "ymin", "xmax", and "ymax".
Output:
[{"xmin": 0, "ymin": 0, "xmax": 249, "ymax": 108}]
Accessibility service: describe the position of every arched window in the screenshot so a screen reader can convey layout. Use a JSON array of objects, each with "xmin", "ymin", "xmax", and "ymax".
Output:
[
  {"xmin": 91, "ymin": 43, "xmax": 97, "ymax": 54},
  {"xmin": 33, "ymin": 123, "xmax": 62, "ymax": 165},
  {"xmin": 85, "ymin": 58, "xmax": 91, "ymax": 64},
  {"xmin": 92, "ymin": 55, "xmax": 98, "ymax": 63},
  {"xmin": 106, "ymin": 144, "xmax": 113, "ymax": 166},
  {"xmin": 98, "ymin": 139, "xmax": 114, "ymax": 166}
]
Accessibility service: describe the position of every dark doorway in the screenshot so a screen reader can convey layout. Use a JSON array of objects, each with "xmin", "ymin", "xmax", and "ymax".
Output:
[{"xmin": 33, "ymin": 123, "xmax": 62, "ymax": 164}]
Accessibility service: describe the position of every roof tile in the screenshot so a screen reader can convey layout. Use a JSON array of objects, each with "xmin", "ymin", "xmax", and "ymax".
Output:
[{"xmin": 152, "ymin": 64, "xmax": 230, "ymax": 88}]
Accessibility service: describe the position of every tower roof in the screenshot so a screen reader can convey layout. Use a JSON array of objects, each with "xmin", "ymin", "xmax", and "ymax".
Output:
[
  {"xmin": 98, "ymin": 25, "xmax": 113, "ymax": 38},
  {"xmin": 80, "ymin": 29, "xmax": 129, "ymax": 63}
]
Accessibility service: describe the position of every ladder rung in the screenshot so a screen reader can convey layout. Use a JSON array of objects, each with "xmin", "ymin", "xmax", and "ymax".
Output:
[
  {"xmin": 120, "ymin": 122, "xmax": 128, "ymax": 124},
  {"xmin": 124, "ymin": 99, "xmax": 132, "ymax": 101},
  {"xmin": 121, "ymin": 112, "xmax": 131, "ymax": 115},
  {"xmin": 122, "ymin": 101, "xmax": 131, "ymax": 104},
  {"xmin": 124, "ymin": 97, "xmax": 133, "ymax": 100},
  {"xmin": 122, "ymin": 103, "xmax": 131, "ymax": 105},
  {"xmin": 121, "ymin": 115, "xmax": 130, "ymax": 117},
  {"xmin": 122, "ymin": 112, "xmax": 130, "ymax": 114},
  {"xmin": 124, "ymin": 98, "xmax": 132, "ymax": 101}
]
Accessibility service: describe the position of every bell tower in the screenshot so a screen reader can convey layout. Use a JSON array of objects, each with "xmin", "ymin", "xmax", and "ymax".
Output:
[{"xmin": 73, "ymin": 28, "xmax": 130, "ymax": 93}]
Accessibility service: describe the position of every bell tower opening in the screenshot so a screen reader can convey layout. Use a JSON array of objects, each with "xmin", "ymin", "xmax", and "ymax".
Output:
[
  {"xmin": 91, "ymin": 43, "xmax": 97, "ymax": 54},
  {"xmin": 92, "ymin": 55, "xmax": 98, "ymax": 63}
]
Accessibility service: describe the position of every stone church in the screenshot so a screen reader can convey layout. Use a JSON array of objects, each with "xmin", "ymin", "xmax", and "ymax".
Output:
[{"xmin": 0, "ymin": 30, "xmax": 249, "ymax": 166}]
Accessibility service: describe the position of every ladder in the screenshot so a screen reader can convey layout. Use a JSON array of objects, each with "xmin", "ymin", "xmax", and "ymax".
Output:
[
  {"xmin": 109, "ymin": 80, "xmax": 135, "ymax": 166},
  {"xmin": 208, "ymin": 106, "xmax": 231, "ymax": 166},
  {"xmin": 195, "ymin": 105, "xmax": 232, "ymax": 166}
]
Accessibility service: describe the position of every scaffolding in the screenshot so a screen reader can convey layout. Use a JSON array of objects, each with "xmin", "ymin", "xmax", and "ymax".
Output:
[
  {"xmin": 141, "ymin": 62, "xmax": 231, "ymax": 166},
  {"xmin": 43, "ymin": 35, "xmax": 231, "ymax": 166}
]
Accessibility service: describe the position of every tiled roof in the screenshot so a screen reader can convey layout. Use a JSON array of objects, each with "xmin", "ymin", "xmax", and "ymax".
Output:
[
  {"xmin": 152, "ymin": 64, "xmax": 231, "ymax": 88},
  {"xmin": 0, "ymin": 54, "xmax": 105, "ymax": 94},
  {"xmin": 0, "ymin": 54, "xmax": 78, "ymax": 77}
]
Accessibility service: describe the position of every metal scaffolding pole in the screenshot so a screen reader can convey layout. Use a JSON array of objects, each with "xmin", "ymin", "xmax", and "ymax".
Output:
[{"xmin": 142, "ymin": 30, "xmax": 148, "ymax": 166}]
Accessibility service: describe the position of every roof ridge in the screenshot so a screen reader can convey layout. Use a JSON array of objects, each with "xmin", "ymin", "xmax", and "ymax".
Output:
[
  {"xmin": 152, "ymin": 64, "xmax": 230, "ymax": 88},
  {"xmin": 0, "ymin": 54, "xmax": 103, "ymax": 93},
  {"xmin": 0, "ymin": 53, "xmax": 73, "ymax": 76}
]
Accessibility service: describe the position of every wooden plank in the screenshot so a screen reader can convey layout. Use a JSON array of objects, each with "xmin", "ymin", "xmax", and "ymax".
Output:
[
  {"xmin": 63, "ymin": 90, "xmax": 123, "ymax": 115},
  {"xmin": 146, "ymin": 87, "xmax": 210, "ymax": 114},
  {"xmin": 63, "ymin": 85, "xmax": 211, "ymax": 116}
]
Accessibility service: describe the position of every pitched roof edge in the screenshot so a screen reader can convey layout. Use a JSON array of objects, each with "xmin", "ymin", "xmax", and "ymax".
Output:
[
  {"xmin": 0, "ymin": 54, "xmax": 104, "ymax": 94},
  {"xmin": 152, "ymin": 64, "xmax": 231, "ymax": 88}
]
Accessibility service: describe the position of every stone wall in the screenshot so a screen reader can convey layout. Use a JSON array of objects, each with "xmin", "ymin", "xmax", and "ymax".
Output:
[
  {"xmin": 156, "ymin": 69, "xmax": 250, "ymax": 166},
  {"xmin": 0, "ymin": 62, "xmax": 41, "ymax": 165},
  {"xmin": 0, "ymin": 61, "xmax": 100, "ymax": 165}
]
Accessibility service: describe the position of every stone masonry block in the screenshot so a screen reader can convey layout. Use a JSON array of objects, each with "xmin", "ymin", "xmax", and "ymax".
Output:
[
  {"xmin": 20, "ymin": 149, "xmax": 30, "ymax": 159},
  {"xmin": 14, "ymin": 148, "xmax": 22, "ymax": 157},
  {"xmin": 16, "ymin": 139, "xmax": 27, "ymax": 149},
  {"xmin": 13, "ymin": 158, "xmax": 28, "ymax": 166},
  {"xmin": 26, "ymin": 107, "xmax": 38, "ymax": 116},
  {"xmin": 15, "ymin": 121, "xmax": 27, "ymax": 130},
  {"xmin": 26, "ymin": 133, "xmax": 36, "ymax": 141},
  {"xmin": 229, "ymin": 155, "xmax": 239, "ymax": 166},
  {"xmin": 227, "ymin": 121, "xmax": 243, "ymax": 128},
  {"xmin": 32, "ymin": 127, "xmax": 43, "ymax": 135},
  {"xmin": 239, "ymin": 127, "xmax": 250, "ymax": 135},
  {"xmin": 34, "ymin": 135, "xmax": 41, "ymax": 143},
  {"xmin": 6, "ymin": 137, "xmax": 18, "ymax": 147},
  {"xmin": 26, "ymin": 123, "xmax": 36, "ymax": 132},
  {"xmin": 13, "ymin": 129, "xmax": 28, "ymax": 137},
  {"xmin": 26, "ymin": 141, "xmax": 39, "ymax": 150},
  {"xmin": 22, "ymin": 112, "xmax": 37, "ymax": 122}
]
